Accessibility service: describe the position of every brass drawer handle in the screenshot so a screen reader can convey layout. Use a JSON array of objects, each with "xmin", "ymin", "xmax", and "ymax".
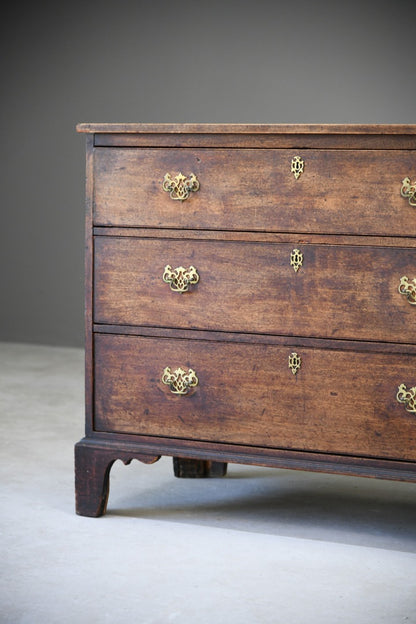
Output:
[
  {"xmin": 398, "ymin": 276, "xmax": 416, "ymax": 305},
  {"xmin": 396, "ymin": 384, "xmax": 416, "ymax": 414},
  {"xmin": 401, "ymin": 177, "xmax": 416, "ymax": 207},
  {"xmin": 163, "ymin": 265, "xmax": 199, "ymax": 293},
  {"xmin": 162, "ymin": 172, "xmax": 200, "ymax": 201},
  {"xmin": 162, "ymin": 366, "xmax": 199, "ymax": 395}
]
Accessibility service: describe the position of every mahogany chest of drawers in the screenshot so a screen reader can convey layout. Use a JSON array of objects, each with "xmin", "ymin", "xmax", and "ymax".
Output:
[{"xmin": 75, "ymin": 124, "xmax": 416, "ymax": 517}]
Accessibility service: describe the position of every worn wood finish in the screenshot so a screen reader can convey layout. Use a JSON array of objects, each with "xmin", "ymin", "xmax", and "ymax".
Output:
[
  {"xmin": 78, "ymin": 123, "xmax": 416, "ymax": 150},
  {"xmin": 75, "ymin": 124, "xmax": 416, "ymax": 517},
  {"xmin": 93, "ymin": 227, "xmax": 416, "ymax": 249},
  {"xmin": 95, "ymin": 134, "xmax": 416, "ymax": 149},
  {"xmin": 83, "ymin": 136, "xmax": 95, "ymax": 436},
  {"xmin": 74, "ymin": 440, "xmax": 160, "ymax": 517},
  {"xmin": 94, "ymin": 235, "xmax": 415, "ymax": 344},
  {"xmin": 95, "ymin": 135, "xmax": 416, "ymax": 149},
  {"xmin": 93, "ymin": 325, "xmax": 416, "ymax": 355},
  {"xmin": 74, "ymin": 433, "xmax": 416, "ymax": 517},
  {"xmin": 93, "ymin": 148, "xmax": 416, "ymax": 236},
  {"xmin": 77, "ymin": 123, "xmax": 416, "ymax": 134},
  {"xmin": 93, "ymin": 333, "xmax": 416, "ymax": 461}
]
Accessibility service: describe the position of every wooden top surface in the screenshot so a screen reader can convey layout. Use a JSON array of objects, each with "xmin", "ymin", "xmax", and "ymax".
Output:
[{"xmin": 76, "ymin": 123, "xmax": 416, "ymax": 135}]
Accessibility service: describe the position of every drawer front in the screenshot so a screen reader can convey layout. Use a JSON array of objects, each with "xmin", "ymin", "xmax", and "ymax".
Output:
[
  {"xmin": 94, "ymin": 237, "xmax": 415, "ymax": 344},
  {"xmin": 93, "ymin": 148, "xmax": 415, "ymax": 236},
  {"xmin": 94, "ymin": 334, "xmax": 416, "ymax": 461}
]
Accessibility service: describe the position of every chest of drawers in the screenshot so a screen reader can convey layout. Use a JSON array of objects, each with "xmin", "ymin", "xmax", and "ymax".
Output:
[{"xmin": 75, "ymin": 124, "xmax": 416, "ymax": 517}]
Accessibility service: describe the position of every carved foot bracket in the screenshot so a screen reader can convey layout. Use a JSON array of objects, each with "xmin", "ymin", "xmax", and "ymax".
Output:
[
  {"xmin": 173, "ymin": 457, "xmax": 228, "ymax": 478},
  {"xmin": 74, "ymin": 440, "xmax": 160, "ymax": 517}
]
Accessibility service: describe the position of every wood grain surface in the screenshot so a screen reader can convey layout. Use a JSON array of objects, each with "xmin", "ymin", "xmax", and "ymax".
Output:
[
  {"xmin": 94, "ymin": 236, "xmax": 416, "ymax": 344},
  {"xmin": 93, "ymin": 147, "xmax": 416, "ymax": 235},
  {"xmin": 94, "ymin": 333, "xmax": 416, "ymax": 461}
]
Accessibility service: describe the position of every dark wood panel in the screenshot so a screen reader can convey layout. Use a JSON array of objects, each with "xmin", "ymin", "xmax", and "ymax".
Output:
[
  {"xmin": 94, "ymin": 236, "xmax": 416, "ymax": 344},
  {"xmin": 94, "ymin": 134, "xmax": 416, "ymax": 149},
  {"xmin": 94, "ymin": 334, "xmax": 416, "ymax": 461},
  {"xmin": 92, "ymin": 148, "xmax": 416, "ymax": 235}
]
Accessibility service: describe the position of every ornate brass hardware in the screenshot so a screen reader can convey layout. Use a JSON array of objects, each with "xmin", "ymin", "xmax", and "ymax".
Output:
[
  {"xmin": 288, "ymin": 352, "xmax": 301, "ymax": 375},
  {"xmin": 162, "ymin": 172, "xmax": 200, "ymax": 201},
  {"xmin": 401, "ymin": 177, "xmax": 416, "ymax": 207},
  {"xmin": 162, "ymin": 366, "xmax": 199, "ymax": 395},
  {"xmin": 290, "ymin": 248, "xmax": 303, "ymax": 273},
  {"xmin": 163, "ymin": 265, "xmax": 200, "ymax": 293},
  {"xmin": 398, "ymin": 276, "xmax": 416, "ymax": 305},
  {"xmin": 396, "ymin": 383, "xmax": 416, "ymax": 414},
  {"xmin": 291, "ymin": 156, "xmax": 304, "ymax": 180}
]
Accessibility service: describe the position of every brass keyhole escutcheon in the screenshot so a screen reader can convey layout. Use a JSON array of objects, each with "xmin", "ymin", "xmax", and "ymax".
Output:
[
  {"xmin": 291, "ymin": 156, "xmax": 304, "ymax": 180},
  {"xmin": 290, "ymin": 249, "xmax": 303, "ymax": 273},
  {"xmin": 289, "ymin": 352, "xmax": 301, "ymax": 375}
]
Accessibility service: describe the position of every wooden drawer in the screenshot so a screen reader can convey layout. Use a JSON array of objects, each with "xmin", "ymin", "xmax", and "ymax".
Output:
[
  {"xmin": 94, "ymin": 333, "xmax": 416, "ymax": 461},
  {"xmin": 94, "ymin": 236, "xmax": 416, "ymax": 344},
  {"xmin": 93, "ymin": 148, "xmax": 415, "ymax": 236}
]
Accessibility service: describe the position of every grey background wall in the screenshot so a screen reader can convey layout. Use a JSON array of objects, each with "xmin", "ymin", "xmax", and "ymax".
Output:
[{"xmin": 1, "ymin": 0, "xmax": 414, "ymax": 348}]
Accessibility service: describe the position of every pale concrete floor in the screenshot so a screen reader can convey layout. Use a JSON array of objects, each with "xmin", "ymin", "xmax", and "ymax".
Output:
[{"xmin": 1, "ymin": 341, "xmax": 415, "ymax": 624}]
